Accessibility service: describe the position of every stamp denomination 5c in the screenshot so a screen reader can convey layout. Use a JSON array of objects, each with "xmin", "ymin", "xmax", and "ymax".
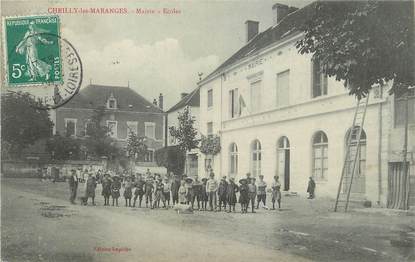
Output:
[{"xmin": 3, "ymin": 15, "xmax": 62, "ymax": 86}]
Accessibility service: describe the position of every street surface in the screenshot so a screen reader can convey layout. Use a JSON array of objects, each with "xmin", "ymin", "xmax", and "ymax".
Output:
[{"xmin": 2, "ymin": 178, "xmax": 414, "ymax": 262}]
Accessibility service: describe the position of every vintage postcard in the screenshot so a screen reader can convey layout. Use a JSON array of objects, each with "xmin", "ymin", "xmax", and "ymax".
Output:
[{"xmin": 1, "ymin": 1, "xmax": 414, "ymax": 262}]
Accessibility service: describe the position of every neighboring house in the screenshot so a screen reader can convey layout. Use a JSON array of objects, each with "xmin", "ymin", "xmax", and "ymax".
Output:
[
  {"xmin": 198, "ymin": 2, "xmax": 415, "ymax": 207},
  {"xmin": 166, "ymin": 88, "xmax": 201, "ymax": 177},
  {"xmin": 51, "ymin": 84, "xmax": 166, "ymax": 168}
]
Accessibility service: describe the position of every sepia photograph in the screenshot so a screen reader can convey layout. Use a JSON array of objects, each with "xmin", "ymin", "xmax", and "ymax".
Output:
[{"xmin": 1, "ymin": 0, "xmax": 414, "ymax": 261}]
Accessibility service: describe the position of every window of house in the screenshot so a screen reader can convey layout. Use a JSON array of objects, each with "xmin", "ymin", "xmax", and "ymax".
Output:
[
  {"xmin": 126, "ymin": 121, "xmax": 138, "ymax": 136},
  {"xmin": 250, "ymin": 80, "xmax": 261, "ymax": 113},
  {"xmin": 395, "ymin": 88, "xmax": 415, "ymax": 126},
  {"xmin": 229, "ymin": 88, "xmax": 239, "ymax": 119},
  {"xmin": 144, "ymin": 149, "xmax": 154, "ymax": 162},
  {"xmin": 312, "ymin": 59, "xmax": 328, "ymax": 98},
  {"xmin": 207, "ymin": 89, "xmax": 213, "ymax": 108},
  {"xmin": 145, "ymin": 122, "xmax": 156, "ymax": 139},
  {"xmin": 84, "ymin": 119, "xmax": 94, "ymax": 136},
  {"xmin": 276, "ymin": 70, "xmax": 290, "ymax": 107},
  {"xmin": 65, "ymin": 118, "xmax": 77, "ymax": 137},
  {"xmin": 251, "ymin": 139, "xmax": 262, "ymax": 177},
  {"xmin": 107, "ymin": 121, "xmax": 118, "ymax": 138},
  {"xmin": 312, "ymin": 131, "xmax": 328, "ymax": 180},
  {"xmin": 207, "ymin": 122, "xmax": 213, "ymax": 136},
  {"xmin": 229, "ymin": 143, "xmax": 238, "ymax": 176}
]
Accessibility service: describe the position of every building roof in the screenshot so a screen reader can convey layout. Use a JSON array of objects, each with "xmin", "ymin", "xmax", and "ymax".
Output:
[
  {"xmin": 61, "ymin": 84, "xmax": 163, "ymax": 113},
  {"xmin": 202, "ymin": 2, "xmax": 317, "ymax": 83},
  {"xmin": 166, "ymin": 87, "xmax": 200, "ymax": 113}
]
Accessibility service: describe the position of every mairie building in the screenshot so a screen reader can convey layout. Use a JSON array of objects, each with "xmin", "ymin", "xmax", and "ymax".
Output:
[{"xmin": 198, "ymin": 2, "xmax": 415, "ymax": 207}]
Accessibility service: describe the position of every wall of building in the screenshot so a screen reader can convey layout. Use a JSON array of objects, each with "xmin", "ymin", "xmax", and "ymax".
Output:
[{"xmin": 54, "ymin": 108, "xmax": 165, "ymax": 151}]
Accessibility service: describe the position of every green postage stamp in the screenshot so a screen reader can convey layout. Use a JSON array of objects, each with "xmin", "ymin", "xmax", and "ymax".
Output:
[{"xmin": 3, "ymin": 15, "xmax": 62, "ymax": 86}]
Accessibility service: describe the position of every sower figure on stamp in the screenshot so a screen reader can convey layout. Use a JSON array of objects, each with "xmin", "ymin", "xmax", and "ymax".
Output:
[
  {"xmin": 271, "ymin": 176, "xmax": 282, "ymax": 210},
  {"xmin": 307, "ymin": 177, "xmax": 316, "ymax": 199},
  {"xmin": 133, "ymin": 173, "xmax": 145, "ymax": 207},
  {"xmin": 248, "ymin": 177, "xmax": 257, "ymax": 213},
  {"xmin": 101, "ymin": 173, "xmax": 112, "ymax": 206},
  {"xmin": 111, "ymin": 176, "xmax": 121, "ymax": 206},
  {"xmin": 68, "ymin": 169, "xmax": 78, "ymax": 204},
  {"xmin": 256, "ymin": 175, "xmax": 268, "ymax": 209},
  {"xmin": 123, "ymin": 176, "xmax": 133, "ymax": 207},
  {"xmin": 227, "ymin": 177, "xmax": 239, "ymax": 213},
  {"xmin": 218, "ymin": 176, "xmax": 228, "ymax": 212},
  {"xmin": 206, "ymin": 172, "xmax": 218, "ymax": 211}
]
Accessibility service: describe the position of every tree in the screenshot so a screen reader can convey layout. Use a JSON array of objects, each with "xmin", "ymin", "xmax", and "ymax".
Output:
[
  {"xmin": 155, "ymin": 146, "xmax": 185, "ymax": 176},
  {"xmin": 296, "ymin": 1, "xmax": 414, "ymax": 98},
  {"xmin": 126, "ymin": 132, "xmax": 148, "ymax": 162},
  {"xmin": 83, "ymin": 106, "xmax": 119, "ymax": 159},
  {"xmin": 45, "ymin": 134, "xmax": 81, "ymax": 160},
  {"xmin": 169, "ymin": 106, "xmax": 199, "ymax": 175},
  {"xmin": 1, "ymin": 92, "xmax": 53, "ymax": 158}
]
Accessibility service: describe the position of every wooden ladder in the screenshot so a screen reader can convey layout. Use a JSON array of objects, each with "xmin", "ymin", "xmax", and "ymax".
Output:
[{"xmin": 334, "ymin": 94, "xmax": 370, "ymax": 212}]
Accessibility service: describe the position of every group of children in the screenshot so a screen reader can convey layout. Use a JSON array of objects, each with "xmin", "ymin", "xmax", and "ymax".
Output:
[{"xmin": 75, "ymin": 170, "xmax": 282, "ymax": 213}]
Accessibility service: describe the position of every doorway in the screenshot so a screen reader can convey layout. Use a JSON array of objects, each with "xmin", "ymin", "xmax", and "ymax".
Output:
[{"xmin": 277, "ymin": 136, "xmax": 290, "ymax": 191}]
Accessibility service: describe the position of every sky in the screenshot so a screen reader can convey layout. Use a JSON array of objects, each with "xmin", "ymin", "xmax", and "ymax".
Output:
[{"xmin": 2, "ymin": 0, "xmax": 312, "ymax": 109}]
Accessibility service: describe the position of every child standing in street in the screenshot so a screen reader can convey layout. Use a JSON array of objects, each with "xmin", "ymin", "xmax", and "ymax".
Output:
[
  {"xmin": 123, "ymin": 176, "xmax": 133, "ymax": 207},
  {"xmin": 217, "ymin": 176, "xmax": 228, "ymax": 212},
  {"xmin": 271, "ymin": 176, "xmax": 282, "ymax": 210},
  {"xmin": 178, "ymin": 180, "xmax": 187, "ymax": 204},
  {"xmin": 248, "ymin": 178, "xmax": 257, "ymax": 213},
  {"xmin": 192, "ymin": 177, "xmax": 202, "ymax": 210},
  {"xmin": 153, "ymin": 177, "xmax": 165, "ymax": 209},
  {"xmin": 101, "ymin": 173, "xmax": 112, "ymax": 206},
  {"xmin": 239, "ymin": 178, "xmax": 249, "ymax": 213},
  {"xmin": 144, "ymin": 176, "xmax": 154, "ymax": 208},
  {"xmin": 227, "ymin": 177, "xmax": 239, "ymax": 213},
  {"xmin": 200, "ymin": 178, "xmax": 208, "ymax": 211},
  {"xmin": 256, "ymin": 175, "xmax": 268, "ymax": 209},
  {"xmin": 133, "ymin": 173, "xmax": 145, "ymax": 207},
  {"xmin": 163, "ymin": 177, "xmax": 171, "ymax": 207},
  {"xmin": 111, "ymin": 176, "xmax": 121, "ymax": 207}
]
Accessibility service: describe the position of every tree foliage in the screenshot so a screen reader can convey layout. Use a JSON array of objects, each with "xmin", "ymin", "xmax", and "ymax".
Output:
[
  {"xmin": 199, "ymin": 134, "xmax": 221, "ymax": 156},
  {"xmin": 1, "ymin": 92, "xmax": 53, "ymax": 158},
  {"xmin": 296, "ymin": 1, "xmax": 414, "ymax": 97},
  {"xmin": 155, "ymin": 146, "xmax": 185, "ymax": 176},
  {"xmin": 83, "ymin": 106, "xmax": 119, "ymax": 159},
  {"xmin": 45, "ymin": 134, "xmax": 81, "ymax": 160},
  {"xmin": 126, "ymin": 132, "xmax": 148, "ymax": 161},
  {"xmin": 169, "ymin": 106, "xmax": 199, "ymax": 152}
]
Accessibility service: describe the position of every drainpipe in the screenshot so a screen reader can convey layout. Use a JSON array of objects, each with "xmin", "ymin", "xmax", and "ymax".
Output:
[{"xmin": 377, "ymin": 87, "xmax": 383, "ymax": 206}]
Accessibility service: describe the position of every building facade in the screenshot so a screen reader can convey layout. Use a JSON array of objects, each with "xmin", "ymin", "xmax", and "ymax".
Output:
[
  {"xmin": 166, "ymin": 88, "xmax": 201, "ymax": 177},
  {"xmin": 198, "ymin": 2, "xmax": 415, "ymax": 207},
  {"xmin": 51, "ymin": 84, "xmax": 166, "ymax": 167}
]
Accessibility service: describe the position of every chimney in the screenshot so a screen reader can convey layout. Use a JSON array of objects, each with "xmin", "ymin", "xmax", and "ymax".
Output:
[
  {"xmin": 158, "ymin": 93, "xmax": 163, "ymax": 110},
  {"xmin": 272, "ymin": 3, "xmax": 298, "ymax": 25},
  {"xmin": 153, "ymin": 99, "xmax": 158, "ymax": 106},
  {"xmin": 181, "ymin": 92, "xmax": 189, "ymax": 99},
  {"xmin": 245, "ymin": 20, "xmax": 259, "ymax": 43}
]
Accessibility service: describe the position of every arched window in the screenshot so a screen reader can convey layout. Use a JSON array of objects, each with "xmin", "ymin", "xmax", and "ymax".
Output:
[
  {"xmin": 312, "ymin": 131, "xmax": 328, "ymax": 180},
  {"xmin": 251, "ymin": 140, "xmax": 262, "ymax": 177},
  {"xmin": 277, "ymin": 136, "xmax": 290, "ymax": 191},
  {"xmin": 229, "ymin": 143, "xmax": 238, "ymax": 176}
]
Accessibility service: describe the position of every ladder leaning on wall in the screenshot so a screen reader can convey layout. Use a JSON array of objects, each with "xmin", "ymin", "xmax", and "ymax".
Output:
[{"xmin": 334, "ymin": 94, "xmax": 370, "ymax": 212}]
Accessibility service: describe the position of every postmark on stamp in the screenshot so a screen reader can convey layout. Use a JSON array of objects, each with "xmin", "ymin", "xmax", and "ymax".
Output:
[
  {"xmin": 4, "ymin": 15, "xmax": 62, "ymax": 86},
  {"xmin": 3, "ymin": 15, "xmax": 82, "ymax": 110}
]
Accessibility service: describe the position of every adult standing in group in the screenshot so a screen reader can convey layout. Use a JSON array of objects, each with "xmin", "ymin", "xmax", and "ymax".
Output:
[
  {"xmin": 85, "ymin": 173, "xmax": 97, "ymax": 205},
  {"xmin": 307, "ymin": 177, "xmax": 316, "ymax": 199},
  {"xmin": 68, "ymin": 169, "xmax": 78, "ymax": 204},
  {"xmin": 206, "ymin": 172, "xmax": 218, "ymax": 211},
  {"xmin": 101, "ymin": 173, "xmax": 112, "ymax": 206},
  {"xmin": 171, "ymin": 175, "xmax": 181, "ymax": 206}
]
